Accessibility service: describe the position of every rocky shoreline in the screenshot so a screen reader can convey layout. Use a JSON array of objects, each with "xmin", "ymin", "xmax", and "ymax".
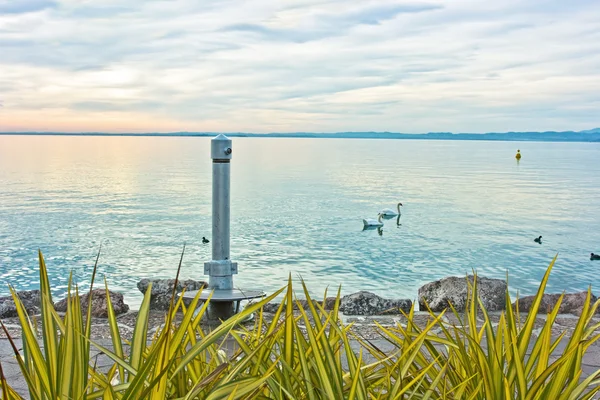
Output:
[
  {"xmin": 1, "ymin": 274, "xmax": 597, "ymax": 340},
  {"xmin": 4, "ymin": 274, "xmax": 600, "ymax": 400}
]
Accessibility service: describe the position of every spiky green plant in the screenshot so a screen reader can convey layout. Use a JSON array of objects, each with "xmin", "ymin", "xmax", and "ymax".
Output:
[
  {"xmin": 87, "ymin": 247, "xmax": 284, "ymax": 399},
  {"xmin": 371, "ymin": 255, "xmax": 600, "ymax": 399},
  {"xmin": 2, "ymin": 252, "xmax": 600, "ymax": 399},
  {"xmin": 0, "ymin": 249, "xmax": 280, "ymax": 399},
  {"xmin": 224, "ymin": 277, "xmax": 397, "ymax": 399},
  {"xmin": 0, "ymin": 249, "xmax": 102, "ymax": 399}
]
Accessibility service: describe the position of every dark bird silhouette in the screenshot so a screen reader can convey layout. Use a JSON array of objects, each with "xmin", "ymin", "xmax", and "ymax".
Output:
[
  {"xmin": 591, "ymin": 253, "xmax": 600, "ymax": 261},
  {"xmin": 202, "ymin": 237, "xmax": 210, "ymax": 244},
  {"xmin": 534, "ymin": 236, "xmax": 542, "ymax": 244}
]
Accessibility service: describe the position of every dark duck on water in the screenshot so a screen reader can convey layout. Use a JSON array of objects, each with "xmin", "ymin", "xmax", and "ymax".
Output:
[
  {"xmin": 591, "ymin": 253, "xmax": 600, "ymax": 261},
  {"xmin": 534, "ymin": 236, "xmax": 542, "ymax": 244},
  {"xmin": 202, "ymin": 237, "xmax": 210, "ymax": 244}
]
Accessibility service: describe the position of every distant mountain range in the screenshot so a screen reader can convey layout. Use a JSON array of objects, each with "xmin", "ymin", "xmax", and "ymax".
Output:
[{"xmin": 2, "ymin": 128, "xmax": 600, "ymax": 142}]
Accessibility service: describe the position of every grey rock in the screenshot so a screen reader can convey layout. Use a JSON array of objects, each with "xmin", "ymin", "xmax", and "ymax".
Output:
[
  {"xmin": 137, "ymin": 279, "xmax": 207, "ymax": 310},
  {"xmin": 260, "ymin": 297, "xmax": 338, "ymax": 314},
  {"xmin": 340, "ymin": 291, "xmax": 412, "ymax": 316},
  {"xmin": 261, "ymin": 303, "xmax": 281, "ymax": 313},
  {"xmin": 418, "ymin": 275, "xmax": 506, "ymax": 312},
  {"xmin": 514, "ymin": 291, "xmax": 597, "ymax": 316},
  {"xmin": 54, "ymin": 289, "xmax": 129, "ymax": 318},
  {"xmin": 297, "ymin": 297, "xmax": 338, "ymax": 311},
  {"xmin": 323, "ymin": 297, "xmax": 338, "ymax": 311},
  {"xmin": 0, "ymin": 290, "xmax": 41, "ymax": 318}
]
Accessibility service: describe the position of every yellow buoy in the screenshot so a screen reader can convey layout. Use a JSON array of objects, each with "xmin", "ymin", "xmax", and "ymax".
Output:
[{"xmin": 515, "ymin": 149, "xmax": 521, "ymax": 160}]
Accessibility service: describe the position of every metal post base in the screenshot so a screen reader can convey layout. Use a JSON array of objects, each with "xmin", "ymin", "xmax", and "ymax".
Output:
[
  {"xmin": 181, "ymin": 288, "xmax": 265, "ymax": 323},
  {"xmin": 207, "ymin": 301, "xmax": 235, "ymax": 321}
]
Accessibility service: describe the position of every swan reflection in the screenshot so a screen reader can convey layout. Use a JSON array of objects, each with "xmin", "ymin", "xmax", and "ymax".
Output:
[{"xmin": 361, "ymin": 225, "xmax": 384, "ymax": 236}]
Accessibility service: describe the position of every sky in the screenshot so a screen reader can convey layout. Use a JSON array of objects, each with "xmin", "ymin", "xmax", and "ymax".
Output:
[{"xmin": 0, "ymin": 0, "xmax": 599, "ymax": 134}]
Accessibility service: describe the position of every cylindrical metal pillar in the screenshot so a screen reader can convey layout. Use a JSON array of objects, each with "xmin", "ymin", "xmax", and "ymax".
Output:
[
  {"xmin": 183, "ymin": 134, "xmax": 264, "ymax": 321},
  {"xmin": 211, "ymin": 171, "xmax": 232, "ymax": 291},
  {"xmin": 205, "ymin": 134, "xmax": 236, "ymax": 319},
  {"xmin": 209, "ymin": 134, "xmax": 233, "ymax": 290},
  {"xmin": 212, "ymin": 162, "xmax": 230, "ymax": 264}
]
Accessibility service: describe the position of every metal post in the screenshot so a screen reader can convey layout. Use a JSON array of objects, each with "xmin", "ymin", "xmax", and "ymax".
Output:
[
  {"xmin": 204, "ymin": 134, "xmax": 238, "ymax": 319},
  {"xmin": 185, "ymin": 134, "xmax": 264, "ymax": 322},
  {"xmin": 211, "ymin": 134, "xmax": 233, "ymax": 286}
]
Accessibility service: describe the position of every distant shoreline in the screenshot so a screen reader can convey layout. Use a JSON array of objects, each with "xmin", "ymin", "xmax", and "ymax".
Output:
[{"xmin": 1, "ymin": 130, "xmax": 599, "ymax": 143}]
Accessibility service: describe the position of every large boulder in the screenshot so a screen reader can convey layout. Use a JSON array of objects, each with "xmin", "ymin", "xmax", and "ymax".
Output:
[
  {"xmin": 340, "ymin": 291, "xmax": 412, "ymax": 316},
  {"xmin": 137, "ymin": 279, "xmax": 207, "ymax": 310},
  {"xmin": 261, "ymin": 297, "xmax": 338, "ymax": 314},
  {"xmin": 418, "ymin": 276, "xmax": 506, "ymax": 312},
  {"xmin": 54, "ymin": 289, "xmax": 129, "ymax": 318},
  {"xmin": 0, "ymin": 290, "xmax": 41, "ymax": 318},
  {"xmin": 513, "ymin": 291, "xmax": 597, "ymax": 316}
]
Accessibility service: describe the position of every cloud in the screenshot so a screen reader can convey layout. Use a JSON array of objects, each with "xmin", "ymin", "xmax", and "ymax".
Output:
[
  {"xmin": 222, "ymin": 23, "xmax": 325, "ymax": 43},
  {"xmin": 322, "ymin": 3, "xmax": 443, "ymax": 26},
  {"xmin": 0, "ymin": 0, "xmax": 599, "ymax": 133},
  {"xmin": 223, "ymin": 3, "xmax": 443, "ymax": 43},
  {"xmin": 67, "ymin": 5, "xmax": 135, "ymax": 19},
  {"xmin": 0, "ymin": 0, "xmax": 57, "ymax": 14}
]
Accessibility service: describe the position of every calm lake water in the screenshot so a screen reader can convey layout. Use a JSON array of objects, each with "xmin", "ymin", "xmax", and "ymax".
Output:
[{"xmin": 1, "ymin": 136, "xmax": 599, "ymax": 308}]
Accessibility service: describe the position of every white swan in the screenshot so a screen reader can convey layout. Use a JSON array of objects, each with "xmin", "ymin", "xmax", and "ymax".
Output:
[
  {"xmin": 381, "ymin": 202, "xmax": 402, "ymax": 217},
  {"xmin": 363, "ymin": 213, "xmax": 384, "ymax": 227}
]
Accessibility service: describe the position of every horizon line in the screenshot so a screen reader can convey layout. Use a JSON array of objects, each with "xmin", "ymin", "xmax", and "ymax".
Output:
[{"xmin": 1, "ymin": 128, "xmax": 599, "ymax": 136}]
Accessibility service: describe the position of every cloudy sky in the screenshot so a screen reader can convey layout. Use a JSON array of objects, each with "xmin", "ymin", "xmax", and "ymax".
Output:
[{"xmin": 0, "ymin": 0, "xmax": 599, "ymax": 133}]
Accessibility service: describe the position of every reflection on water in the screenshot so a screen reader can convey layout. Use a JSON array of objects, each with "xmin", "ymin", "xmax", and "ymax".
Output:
[
  {"xmin": 1, "ymin": 136, "xmax": 600, "ymax": 308},
  {"xmin": 362, "ymin": 225, "xmax": 384, "ymax": 236}
]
